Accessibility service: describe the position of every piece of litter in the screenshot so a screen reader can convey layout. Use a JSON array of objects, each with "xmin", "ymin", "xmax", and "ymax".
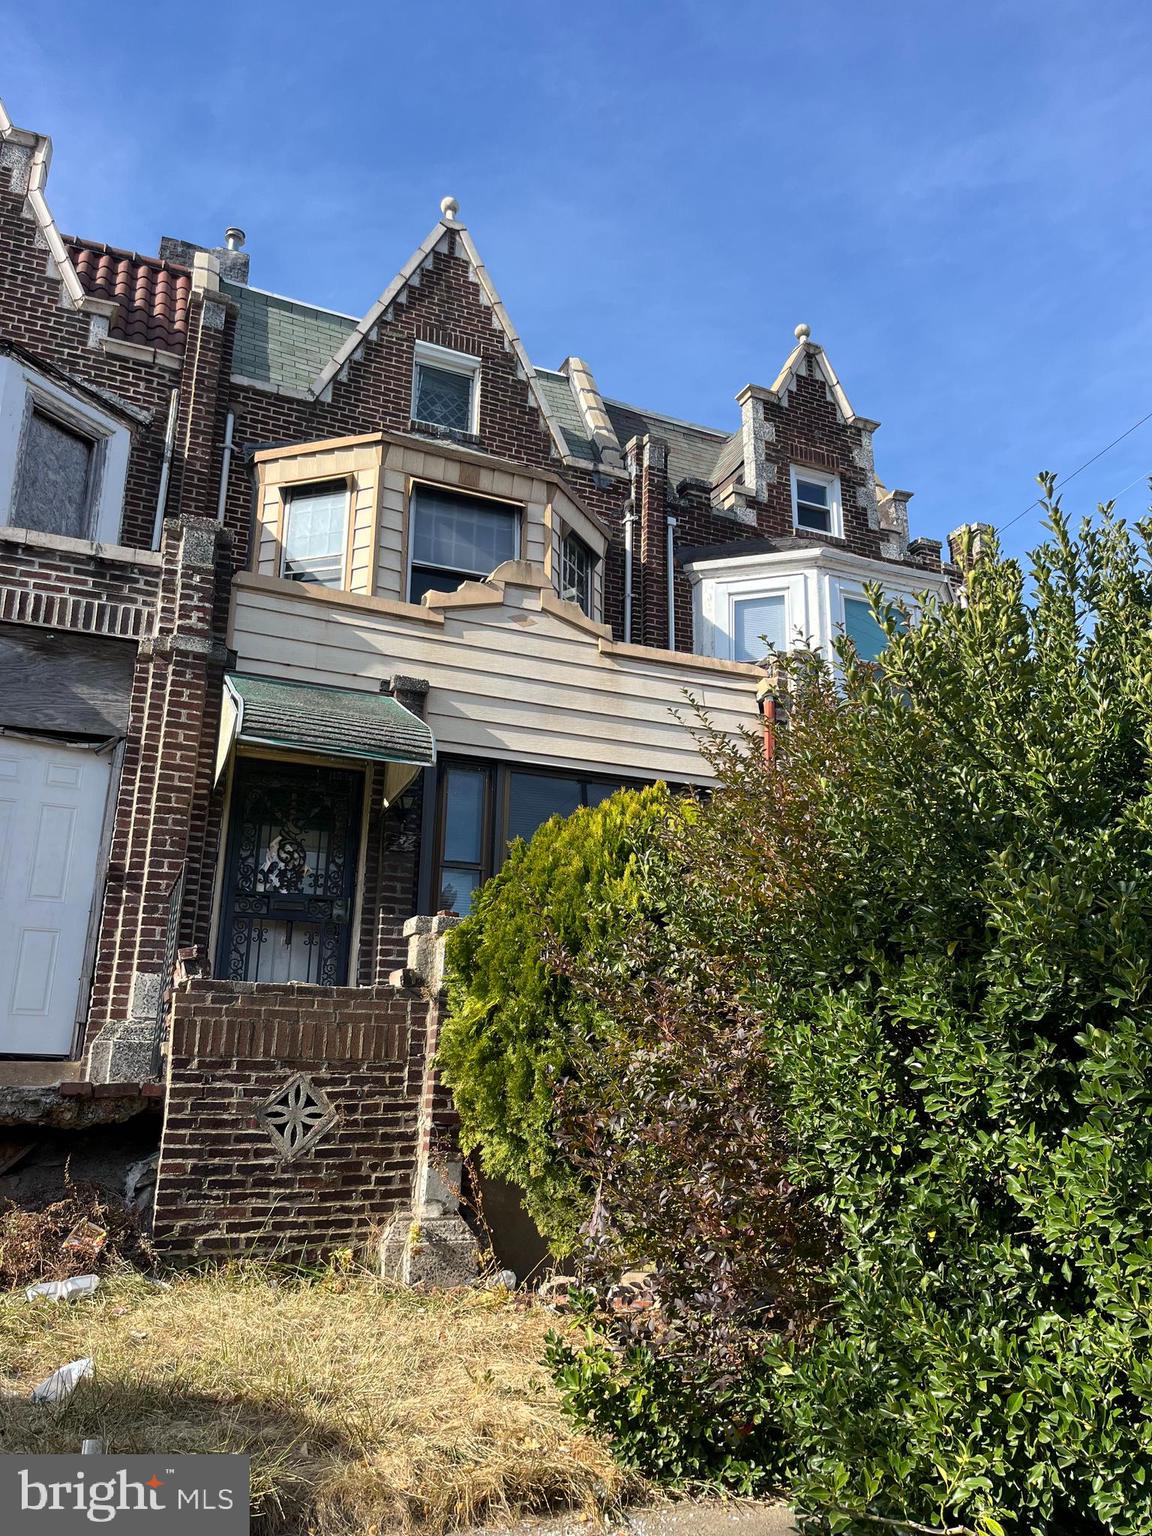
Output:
[
  {"xmin": 31, "ymin": 1358, "xmax": 93, "ymax": 1405},
  {"xmin": 62, "ymin": 1220, "xmax": 107, "ymax": 1255},
  {"xmin": 25, "ymin": 1275, "xmax": 100, "ymax": 1303}
]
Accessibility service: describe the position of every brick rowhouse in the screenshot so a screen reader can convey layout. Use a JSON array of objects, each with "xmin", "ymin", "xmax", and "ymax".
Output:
[{"xmin": 0, "ymin": 97, "xmax": 956, "ymax": 1265}]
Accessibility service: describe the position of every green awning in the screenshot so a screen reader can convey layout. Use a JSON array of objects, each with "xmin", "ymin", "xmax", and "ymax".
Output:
[{"xmin": 217, "ymin": 673, "xmax": 435, "ymax": 800}]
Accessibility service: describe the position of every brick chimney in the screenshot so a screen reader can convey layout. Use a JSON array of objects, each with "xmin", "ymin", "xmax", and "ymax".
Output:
[{"xmin": 158, "ymin": 230, "xmax": 250, "ymax": 285}]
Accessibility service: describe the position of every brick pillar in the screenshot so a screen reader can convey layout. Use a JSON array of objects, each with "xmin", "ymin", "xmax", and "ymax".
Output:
[
  {"xmin": 380, "ymin": 913, "xmax": 482, "ymax": 1286},
  {"xmin": 85, "ymin": 515, "xmax": 229, "ymax": 1083},
  {"xmin": 637, "ymin": 434, "xmax": 671, "ymax": 649}
]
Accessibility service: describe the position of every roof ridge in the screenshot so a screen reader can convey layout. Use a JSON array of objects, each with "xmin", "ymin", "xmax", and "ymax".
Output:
[
  {"xmin": 228, "ymin": 281, "xmax": 359, "ymax": 321},
  {"xmin": 603, "ymin": 396, "xmax": 731, "ymax": 439},
  {"xmin": 64, "ymin": 237, "xmax": 191, "ymax": 276}
]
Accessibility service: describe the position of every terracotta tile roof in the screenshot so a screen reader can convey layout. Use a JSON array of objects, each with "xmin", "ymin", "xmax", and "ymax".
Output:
[{"xmin": 67, "ymin": 239, "xmax": 192, "ymax": 353}]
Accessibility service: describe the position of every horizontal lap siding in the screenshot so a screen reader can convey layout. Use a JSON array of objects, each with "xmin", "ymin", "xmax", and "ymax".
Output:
[{"xmin": 229, "ymin": 583, "xmax": 759, "ymax": 781}]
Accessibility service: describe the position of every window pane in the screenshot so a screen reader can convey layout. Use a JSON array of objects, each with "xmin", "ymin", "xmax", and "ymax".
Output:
[
  {"xmin": 442, "ymin": 765, "xmax": 486, "ymax": 863},
  {"xmin": 843, "ymin": 596, "xmax": 889, "ymax": 662},
  {"xmin": 14, "ymin": 411, "xmax": 94, "ymax": 537},
  {"xmin": 795, "ymin": 502, "xmax": 831, "ymax": 532},
  {"xmin": 283, "ymin": 481, "xmax": 347, "ymax": 587},
  {"xmin": 506, "ymin": 771, "xmax": 583, "ymax": 846},
  {"xmin": 438, "ymin": 866, "xmax": 481, "ymax": 916},
  {"xmin": 733, "ymin": 594, "xmax": 787, "ymax": 661},
  {"xmin": 409, "ymin": 567, "xmax": 471, "ymax": 602},
  {"xmin": 415, "ymin": 364, "xmax": 473, "ymax": 431},
  {"xmin": 795, "ymin": 478, "xmax": 828, "ymax": 507},
  {"xmin": 561, "ymin": 534, "xmax": 594, "ymax": 616},
  {"xmin": 409, "ymin": 486, "xmax": 519, "ymax": 596}
]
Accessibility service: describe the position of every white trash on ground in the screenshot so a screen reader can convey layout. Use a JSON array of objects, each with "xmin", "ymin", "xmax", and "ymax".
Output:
[
  {"xmin": 25, "ymin": 1275, "xmax": 100, "ymax": 1303},
  {"xmin": 31, "ymin": 1358, "xmax": 94, "ymax": 1404}
]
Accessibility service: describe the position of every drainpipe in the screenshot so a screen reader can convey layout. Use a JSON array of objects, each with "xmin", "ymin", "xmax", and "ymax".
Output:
[
  {"xmin": 215, "ymin": 410, "xmax": 236, "ymax": 521},
  {"xmin": 151, "ymin": 388, "xmax": 179, "ymax": 550},
  {"xmin": 665, "ymin": 515, "xmax": 678, "ymax": 651},
  {"xmin": 622, "ymin": 498, "xmax": 636, "ymax": 643}
]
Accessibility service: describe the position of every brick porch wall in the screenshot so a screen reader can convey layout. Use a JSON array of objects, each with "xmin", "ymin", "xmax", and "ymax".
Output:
[{"xmin": 152, "ymin": 978, "xmax": 438, "ymax": 1262}]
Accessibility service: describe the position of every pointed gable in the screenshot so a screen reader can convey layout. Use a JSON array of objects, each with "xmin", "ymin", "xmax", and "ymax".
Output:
[{"xmin": 306, "ymin": 203, "xmax": 570, "ymax": 465}]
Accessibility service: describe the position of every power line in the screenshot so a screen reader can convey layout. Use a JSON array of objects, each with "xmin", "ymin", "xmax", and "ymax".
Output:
[{"xmin": 998, "ymin": 406, "xmax": 1152, "ymax": 535}]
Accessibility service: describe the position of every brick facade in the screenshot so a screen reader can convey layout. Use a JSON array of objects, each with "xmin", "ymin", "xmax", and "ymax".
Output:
[
  {"xmin": 1, "ymin": 98, "xmax": 953, "ymax": 1265},
  {"xmin": 152, "ymin": 978, "xmax": 435, "ymax": 1261}
]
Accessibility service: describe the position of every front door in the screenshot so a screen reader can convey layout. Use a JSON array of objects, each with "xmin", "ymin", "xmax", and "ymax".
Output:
[
  {"xmin": 0, "ymin": 737, "xmax": 112, "ymax": 1056},
  {"xmin": 217, "ymin": 759, "xmax": 364, "ymax": 986}
]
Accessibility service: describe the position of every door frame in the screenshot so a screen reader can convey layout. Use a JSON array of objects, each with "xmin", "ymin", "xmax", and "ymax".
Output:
[{"xmin": 213, "ymin": 753, "xmax": 367, "ymax": 986}]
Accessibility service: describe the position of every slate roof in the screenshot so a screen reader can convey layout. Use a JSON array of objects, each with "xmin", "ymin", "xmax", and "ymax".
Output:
[
  {"xmin": 603, "ymin": 399, "xmax": 731, "ymax": 486},
  {"xmin": 222, "ymin": 285, "xmax": 738, "ymax": 483},
  {"xmin": 534, "ymin": 369, "xmax": 597, "ymax": 461},
  {"xmin": 224, "ymin": 282, "xmax": 358, "ymax": 393},
  {"xmin": 68, "ymin": 240, "xmax": 191, "ymax": 352},
  {"xmin": 227, "ymin": 673, "xmax": 435, "ymax": 767}
]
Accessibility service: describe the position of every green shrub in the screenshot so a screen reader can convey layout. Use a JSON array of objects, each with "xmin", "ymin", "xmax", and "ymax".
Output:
[
  {"xmin": 549, "ymin": 491, "xmax": 1152, "ymax": 1532},
  {"xmin": 437, "ymin": 782, "xmax": 676, "ymax": 1249}
]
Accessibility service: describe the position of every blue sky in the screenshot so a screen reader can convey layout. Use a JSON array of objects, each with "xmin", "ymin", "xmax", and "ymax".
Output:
[{"xmin": 5, "ymin": 0, "xmax": 1150, "ymax": 559}]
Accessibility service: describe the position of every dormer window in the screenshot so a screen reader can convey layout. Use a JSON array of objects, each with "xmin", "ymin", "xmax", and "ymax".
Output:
[
  {"xmin": 560, "ymin": 532, "xmax": 595, "ymax": 617},
  {"xmin": 281, "ymin": 480, "xmax": 348, "ymax": 588},
  {"xmin": 791, "ymin": 465, "xmax": 842, "ymax": 538},
  {"xmin": 412, "ymin": 341, "xmax": 480, "ymax": 435}
]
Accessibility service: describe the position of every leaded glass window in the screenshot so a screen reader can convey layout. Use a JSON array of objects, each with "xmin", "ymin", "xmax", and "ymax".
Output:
[
  {"xmin": 281, "ymin": 480, "xmax": 348, "ymax": 588},
  {"xmin": 414, "ymin": 363, "xmax": 474, "ymax": 432}
]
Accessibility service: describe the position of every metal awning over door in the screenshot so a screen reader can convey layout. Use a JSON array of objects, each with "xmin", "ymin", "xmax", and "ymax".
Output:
[{"xmin": 215, "ymin": 673, "xmax": 435, "ymax": 800}]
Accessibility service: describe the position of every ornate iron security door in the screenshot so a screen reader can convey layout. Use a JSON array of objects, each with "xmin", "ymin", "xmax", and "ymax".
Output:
[{"xmin": 217, "ymin": 759, "xmax": 364, "ymax": 986}]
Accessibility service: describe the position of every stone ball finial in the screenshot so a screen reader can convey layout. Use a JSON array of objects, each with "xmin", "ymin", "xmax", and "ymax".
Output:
[
  {"xmin": 794, "ymin": 322, "xmax": 811, "ymax": 342},
  {"xmin": 440, "ymin": 195, "xmax": 459, "ymax": 222}
]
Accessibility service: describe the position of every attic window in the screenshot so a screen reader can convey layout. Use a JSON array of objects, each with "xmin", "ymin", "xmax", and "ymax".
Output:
[
  {"xmin": 412, "ymin": 341, "xmax": 480, "ymax": 435},
  {"xmin": 790, "ymin": 465, "xmax": 843, "ymax": 538}
]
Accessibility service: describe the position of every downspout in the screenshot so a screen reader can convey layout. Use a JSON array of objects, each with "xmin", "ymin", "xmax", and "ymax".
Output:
[
  {"xmin": 151, "ymin": 387, "xmax": 179, "ymax": 550},
  {"xmin": 622, "ymin": 498, "xmax": 636, "ymax": 644},
  {"xmin": 215, "ymin": 410, "xmax": 236, "ymax": 521},
  {"xmin": 665, "ymin": 515, "xmax": 678, "ymax": 650}
]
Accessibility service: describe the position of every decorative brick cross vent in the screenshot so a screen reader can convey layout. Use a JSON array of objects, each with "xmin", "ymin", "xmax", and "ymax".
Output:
[{"xmin": 258, "ymin": 1073, "xmax": 337, "ymax": 1162}]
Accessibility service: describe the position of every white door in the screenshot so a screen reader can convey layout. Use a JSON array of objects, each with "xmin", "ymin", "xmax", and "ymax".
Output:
[{"xmin": 0, "ymin": 737, "xmax": 113, "ymax": 1056}]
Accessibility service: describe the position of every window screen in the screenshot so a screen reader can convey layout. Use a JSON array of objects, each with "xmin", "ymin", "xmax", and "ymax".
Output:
[
  {"xmin": 409, "ymin": 486, "xmax": 519, "ymax": 602},
  {"xmin": 13, "ymin": 410, "xmax": 95, "ymax": 537},
  {"xmin": 282, "ymin": 481, "xmax": 348, "ymax": 588},
  {"xmin": 414, "ymin": 364, "xmax": 473, "ymax": 432},
  {"xmin": 733, "ymin": 594, "xmax": 787, "ymax": 661}
]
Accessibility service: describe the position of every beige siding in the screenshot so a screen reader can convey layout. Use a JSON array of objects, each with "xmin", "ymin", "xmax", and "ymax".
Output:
[{"xmin": 229, "ymin": 573, "xmax": 761, "ymax": 784}]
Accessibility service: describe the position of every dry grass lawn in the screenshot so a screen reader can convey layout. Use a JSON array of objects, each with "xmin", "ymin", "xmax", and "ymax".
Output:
[{"xmin": 0, "ymin": 1266, "xmax": 632, "ymax": 1534}]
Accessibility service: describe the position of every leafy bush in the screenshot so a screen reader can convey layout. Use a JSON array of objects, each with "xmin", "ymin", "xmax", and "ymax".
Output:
[
  {"xmin": 438, "ymin": 783, "xmax": 676, "ymax": 1249},
  {"xmin": 550, "ymin": 493, "xmax": 1152, "ymax": 1533}
]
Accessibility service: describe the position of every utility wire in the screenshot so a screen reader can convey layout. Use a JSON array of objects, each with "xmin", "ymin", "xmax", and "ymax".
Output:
[{"xmin": 998, "ymin": 406, "xmax": 1152, "ymax": 535}]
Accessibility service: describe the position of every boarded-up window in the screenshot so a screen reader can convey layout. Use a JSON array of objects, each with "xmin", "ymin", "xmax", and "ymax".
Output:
[{"xmin": 13, "ymin": 410, "xmax": 96, "ymax": 538}]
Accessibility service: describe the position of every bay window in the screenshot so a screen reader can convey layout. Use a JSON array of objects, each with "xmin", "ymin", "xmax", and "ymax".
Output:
[
  {"xmin": 408, "ymin": 484, "xmax": 520, "ymax": 602},
  {"xmin": 281, "ymin": 480, "xmax": 348, "ymax": 587}
]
